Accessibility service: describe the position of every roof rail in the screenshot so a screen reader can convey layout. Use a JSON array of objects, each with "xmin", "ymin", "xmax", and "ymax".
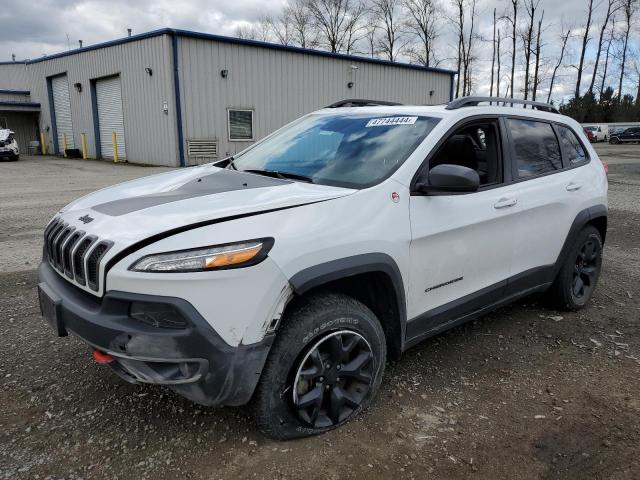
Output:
[
  {"xmin": 446, "ymin": 96, "xmax": 559, "ymax": 114},
  {"xmin": 326, "ymin": 99, "xmax": 403, "ymax": 108}
]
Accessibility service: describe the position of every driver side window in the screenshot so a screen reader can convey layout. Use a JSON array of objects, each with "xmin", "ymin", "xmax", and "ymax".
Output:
[{"xmin": 429, "ymin": 120, "xmax": 503, "ymax": 186}]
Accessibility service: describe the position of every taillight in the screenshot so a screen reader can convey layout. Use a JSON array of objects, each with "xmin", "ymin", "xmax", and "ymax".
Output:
[{"xmin": 603, "ymin": 162, "xmax": 609, "ymax": 175}]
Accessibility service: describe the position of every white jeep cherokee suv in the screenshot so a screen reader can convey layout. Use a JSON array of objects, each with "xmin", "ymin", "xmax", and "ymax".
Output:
[
  {"xmin": 0, "ymin": 129, "xmax": 19, "ymax": 161},
  {"xmin": 38, "ymin": 97, "xmax": 607, "ymax": 439}
]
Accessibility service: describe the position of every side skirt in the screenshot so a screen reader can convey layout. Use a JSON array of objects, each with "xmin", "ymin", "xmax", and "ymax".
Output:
[{"xmin": 404, "ymin": 266, "xmax": 554, "ymax": 350}]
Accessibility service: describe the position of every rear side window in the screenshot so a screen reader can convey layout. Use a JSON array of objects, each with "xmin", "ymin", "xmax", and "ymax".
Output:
[
  {"xmin": 557, "ymin": 125, "xmax": 588, "ymax": 164},
  {"xmin": 507, "ymin": 118, "xmax": 561, "ymax": 178}
]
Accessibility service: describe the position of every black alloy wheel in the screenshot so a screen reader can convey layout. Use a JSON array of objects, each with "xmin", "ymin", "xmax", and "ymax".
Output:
[
  {"xmin": 572, "ymin": 237, "xmax": 600, "ymax": 301},
  {"xmin": 292, "ymin": 330, "xmax": 374, "ymax": 428}
]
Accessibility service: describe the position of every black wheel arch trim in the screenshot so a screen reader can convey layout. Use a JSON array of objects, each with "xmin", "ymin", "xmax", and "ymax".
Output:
[
  {"xmin": 288, "ymin": 253, "xmax": 407, "ymax": 352},
  {"xmin": 553, "ymin": 204, "xmax": 607, "ymax": 277}
]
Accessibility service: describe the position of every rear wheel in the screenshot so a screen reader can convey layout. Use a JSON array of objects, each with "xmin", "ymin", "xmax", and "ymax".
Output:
[
  {"xmin": 253, "ymin": 292, "xmax": 386, "ymax": 440},
  {"xmin": 550, "ymin": 226, "xmax": 603, "ymax": 310}
]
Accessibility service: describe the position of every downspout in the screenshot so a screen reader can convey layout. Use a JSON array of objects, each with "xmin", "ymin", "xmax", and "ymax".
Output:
[
  {"xmin": 170, "ymin": 32, "xmax": 186, "ymax": 167},
  {"xmin": 449, "ymin": 73, "xmax": 455, "ymax": 101}
]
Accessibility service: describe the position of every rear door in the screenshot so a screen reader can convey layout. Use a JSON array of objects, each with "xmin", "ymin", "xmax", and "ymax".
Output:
[{"xmin": 503, "ymin": 117, "xmax": 582, "ymax": 295}]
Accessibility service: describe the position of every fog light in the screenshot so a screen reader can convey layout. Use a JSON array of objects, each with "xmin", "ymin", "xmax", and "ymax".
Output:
[{"xmin": 129, "ymin": 302, "xmax": 187, "ymax": 329}]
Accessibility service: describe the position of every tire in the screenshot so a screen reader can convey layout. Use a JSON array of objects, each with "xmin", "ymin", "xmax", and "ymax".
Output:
[
  {"xmin": 549, "ymin": 225, "xmax": 603, "ymax": 311},
  {"xmin": 610, "ymin": 137, "xmax": 620, "ymax": 144},
  {"xmin": 253, "ymin": 292, "xmax": 386, "ymax": 440}
]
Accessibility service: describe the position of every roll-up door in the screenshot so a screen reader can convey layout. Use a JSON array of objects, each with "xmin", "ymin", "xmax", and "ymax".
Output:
[
  {"xmin": 96, "ymin": 76, "xmax": 126, "ymax": 159},
  {"xmin": 51, "ymin": 75, "xmax": 75, "ymax": 151}
]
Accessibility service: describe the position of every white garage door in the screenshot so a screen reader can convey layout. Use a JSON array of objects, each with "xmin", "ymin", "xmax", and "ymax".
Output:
[
  {"xmin": 96, "ymin": 76, "xmax": 126, "ymax": 160},
  {"xmin": 51, "ymin": 75, "xmax": 75, "ymax": 151}
]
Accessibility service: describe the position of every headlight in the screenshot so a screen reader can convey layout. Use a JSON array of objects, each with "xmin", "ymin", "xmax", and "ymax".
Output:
[{"xmin": 129, "ymin": 238, "xmax": 273, "ymax": 272}]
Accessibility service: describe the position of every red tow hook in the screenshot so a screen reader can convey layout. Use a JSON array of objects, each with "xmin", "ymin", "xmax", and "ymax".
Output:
[{"xmin": 93, "ymin": 350, "xmax": 115, "ymax": 365}]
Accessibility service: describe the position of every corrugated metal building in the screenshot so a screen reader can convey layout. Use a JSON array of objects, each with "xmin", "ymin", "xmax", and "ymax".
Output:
[{"xmin": 0, "ymin": 28, "xmax": 455, "ymax": 167}]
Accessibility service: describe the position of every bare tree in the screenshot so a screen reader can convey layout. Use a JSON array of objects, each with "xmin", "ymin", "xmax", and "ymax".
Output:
[
  {"xmin": 372, "ymin": 0, "xmax": 406, "ymax": 61},
  {"xmin": 461, "ymin": 0, "xmax": 477, "ymax": 95},
  {"xmin": 363, "ymin": 22, "xmax": 379, "ymax": 57},
  {"xmin": 307, "ymin": 0, "xmax": 366, "ymax": 53},
  {"xmin": 505, "ymin": 0, "xmax": 519, "ymax": 99},
  {"xmin": 496, "ymin": 28, "xmax": 502, "ymax": 97},
  {"xmin": 617, "ymin": 0, "xmax": 637, "ymax": 98},
  {"xmin": 531, "ymin": 10, "xmax": 544, "ymax": 101},
  {"xmin": 267, "ymin": 10, "xmax": 295, "ymax": 45},
  {"xmin": 235, "ymin": 16, "xmax": 273, "ymax": 42},
  {"xmin": 588, "ymin": 0, "xmax": 620, "ymax": 94},
  {"xmin": 453, "ymin": 0, "xmax": 477, "ymax": 97},
  {"xmin": 599, "ymin": 16, "xmax": 616, "ymax": 95},
  {"xmin": 547, "ymin": 25, "xmax": 571, "ymax": 103},
  {"xmin": 521, "ymin": 0, "xmax": 539, "ymax": 101},
  {"xmin": 404, "ymin": 0, "xmax": 439, "ymax": 67},
  {"xmin": 490, "ymin": 8, "xmax": 497, "ymax": 97},
  {"xmin": 288, "ymin": 0, "xmax": 316, "ymax": 47},
  {"xmin": 575, "ymin": 0, "xmax": 595, "ymax": 98}
]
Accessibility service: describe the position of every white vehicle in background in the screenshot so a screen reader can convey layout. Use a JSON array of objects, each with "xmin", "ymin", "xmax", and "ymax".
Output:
[
  {"xmin": 0, "ymin": 129, "xmax": 19, "ymax": 161},
  {"xmin": 583, "ymin": 125, "xmax": 608, "ymax": 142},
  {"xmin": 38, "ymin": 96, "xmax": 608, "ymax": 440}
]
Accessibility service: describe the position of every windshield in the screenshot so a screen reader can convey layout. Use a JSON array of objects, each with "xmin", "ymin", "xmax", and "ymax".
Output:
[{"xmin": 230, "ymin": 113, "xmax": 440, "ymax": 188}]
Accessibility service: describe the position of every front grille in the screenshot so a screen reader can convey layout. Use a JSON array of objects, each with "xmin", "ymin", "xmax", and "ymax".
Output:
[{"xmin": 43, "ymin": 217, "xmax": 113, "ymax": 293}]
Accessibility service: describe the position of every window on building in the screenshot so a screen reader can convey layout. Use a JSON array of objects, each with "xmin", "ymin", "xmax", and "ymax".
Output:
[
  {"xmin": 557, "ymin": 125, "xmax": 588, "ymax": 165},
  {"xmin": 228, "ymin": 109, "xmax": 254, "ymax": 141},
  {"xmin": 0, "ymin": 117, "xmax": 7, "ymax": 129},
  {"xmin": 507, "ymin": 118, "xmax": 561, "ymax": 178}
]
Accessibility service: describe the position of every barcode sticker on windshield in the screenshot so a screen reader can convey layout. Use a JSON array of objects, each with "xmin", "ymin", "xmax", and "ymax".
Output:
[{"xmin": 366, "ymin": 116, "xmax": 418, "ymax": 127}]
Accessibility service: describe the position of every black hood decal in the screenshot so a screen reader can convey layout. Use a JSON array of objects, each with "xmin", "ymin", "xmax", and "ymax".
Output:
[{"xmin": 92, "ymin": 169, "xmax": 290, "ymax": 216}]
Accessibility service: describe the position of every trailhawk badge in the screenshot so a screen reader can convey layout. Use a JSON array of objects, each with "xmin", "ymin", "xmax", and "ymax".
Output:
[{"xmin": 78, "ymin": 214, "xmax": 94, "ymax": 224}]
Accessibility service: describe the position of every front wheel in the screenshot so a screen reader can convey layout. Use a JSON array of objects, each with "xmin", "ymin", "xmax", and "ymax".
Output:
[
  {"xmin": 549, "ymin": 226, "xmax": 603, "ymax": 310},
  {"xmin": 253, "ymin": 292, "xmax": 386, "ymax": 440},
  {"xmin": 610, "ymin": 137, "xmax": 620, "ymax": 144}
]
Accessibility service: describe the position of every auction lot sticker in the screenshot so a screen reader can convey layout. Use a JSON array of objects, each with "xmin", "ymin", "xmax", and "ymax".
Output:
[{"xmin": 366, "ymin": 116, "xmax": 418, "ymax": 127}]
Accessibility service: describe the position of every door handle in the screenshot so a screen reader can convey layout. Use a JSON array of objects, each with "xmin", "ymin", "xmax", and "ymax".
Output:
[
  {"xmin": 494, "ymin": 198, "xmax": 517, "ymax": 209},
  {"xmin": 566, "ymin": 182, "xmax": 582, "ymax": 191}
]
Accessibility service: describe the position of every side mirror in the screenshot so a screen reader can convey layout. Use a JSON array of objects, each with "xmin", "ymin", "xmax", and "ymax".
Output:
[{"xmin": 414, "ymin": 164, "xmax": 480, "ymax": 194}]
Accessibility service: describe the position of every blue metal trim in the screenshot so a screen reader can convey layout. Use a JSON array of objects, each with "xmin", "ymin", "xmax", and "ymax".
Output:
[
  {"xmin": 0, "ymin": 101, "xmax": 40, "ymax": 108},
  {"xmin": 0, "ymin": 89, "xmax": 30, "ymax": 95},
  {"xmin": 24, "ymin": 27, "xmax": 457, "ymax": 77},
  {"xmin": 171, "ymin": 34, "xmax": 186, "ymax": 167},
  {"xmin": 89, "ymin": 80, "xmax": 101, "ymax": 158},
  {"xmin": 46, "ymin": 76, "xmax": 59, "ymax": 154},
  {"xmin": 0, "ymin": 61, "xmax": 27, "ymax": 65}
]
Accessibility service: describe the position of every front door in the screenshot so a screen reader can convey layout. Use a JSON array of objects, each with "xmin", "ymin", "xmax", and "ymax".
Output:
[{"xmin": 406, "ymin": 118, "xmax": 518, "ymax": 338}]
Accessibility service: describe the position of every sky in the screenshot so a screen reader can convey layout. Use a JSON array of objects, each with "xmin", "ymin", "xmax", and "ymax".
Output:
[{"xmin": 1, "ymin": 0, "xmax": 638, "ymax": 104}]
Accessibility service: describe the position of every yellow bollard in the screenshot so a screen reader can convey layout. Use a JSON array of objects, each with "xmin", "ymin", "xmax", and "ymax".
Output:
[
  {"xmin": 112, "ymin": 131, "xmax": 118, "ymax": 163},
  {"xmin": 81, "ymin": 133, "xmax": 87, "ymax": 159},
  {"xmin": 62, "ymin": 133, "xmax": 68, "ymax": 157},
  {"xmin": 40, "ymin": 132, "xmax": 47, "ymax": 155}
]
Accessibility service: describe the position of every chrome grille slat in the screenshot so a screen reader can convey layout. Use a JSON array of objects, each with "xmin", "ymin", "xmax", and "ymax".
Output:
[
  {"xmin": 43, "ymin": 216, "xmax": 112, "ymax": 296},
  {"xmin": 63, "ymin": 231, "xmax": 83, "ymax": 278}
]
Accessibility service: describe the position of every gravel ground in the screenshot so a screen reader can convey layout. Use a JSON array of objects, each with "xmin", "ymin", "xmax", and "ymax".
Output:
[{"xmin": 1, "ymin": 146, "xmax": 639, "ymax": 479}]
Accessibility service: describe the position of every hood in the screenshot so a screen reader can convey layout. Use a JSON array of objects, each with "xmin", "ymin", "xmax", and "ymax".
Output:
[
  {"xmin": 58, "ymin": 165, "xmax": 355, "ymax": 247},
  {"xmin": 0, "ymin": 129, "xmax": 13, "ymax": 142}
]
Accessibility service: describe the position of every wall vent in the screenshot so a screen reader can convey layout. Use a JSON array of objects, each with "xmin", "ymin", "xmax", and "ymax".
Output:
[{"xmin": 187, "ymin": 139, "xmax": 217, "ymax": 158}]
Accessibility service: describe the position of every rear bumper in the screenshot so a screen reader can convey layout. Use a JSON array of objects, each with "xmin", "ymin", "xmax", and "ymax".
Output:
[{"xmin": 37, "ymin": 261, "xmax": 273, "ymax": 406}]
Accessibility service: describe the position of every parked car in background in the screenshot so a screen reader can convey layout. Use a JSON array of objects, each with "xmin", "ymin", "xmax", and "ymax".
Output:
[
  {"xmin": 583, "ymin": 125, "xmax": 607, "ymax": 142},
  {"xmin": 583, "ymin": 127, "xmax": 596, "ymax": 143},
  {"xmin": 0, "ymin": 129, "xmax": 19, "ymax": 161},
  {"xmin": 609, "ymin": 126, "xmax": 640, "ymax": 144}
]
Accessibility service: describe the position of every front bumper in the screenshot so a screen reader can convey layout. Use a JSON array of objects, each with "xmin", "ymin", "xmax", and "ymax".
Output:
[{"xmin": 37, "ymin": 261, "xmax": 273, "ymax": 406}]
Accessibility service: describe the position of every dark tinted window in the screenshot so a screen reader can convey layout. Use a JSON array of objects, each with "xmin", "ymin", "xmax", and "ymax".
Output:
[
  {"xmin": 557, "ymin": 125, "xmax": 588, "ymax": 164},
  {"xmin": 507, "ymin": 118, "xmax": 561, "ymax": 178}
]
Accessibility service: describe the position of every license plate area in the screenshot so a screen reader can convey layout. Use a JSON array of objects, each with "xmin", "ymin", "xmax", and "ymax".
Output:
[{"xmin": 38, "ymin": 283, "xmax": 67, "ymax": 337}]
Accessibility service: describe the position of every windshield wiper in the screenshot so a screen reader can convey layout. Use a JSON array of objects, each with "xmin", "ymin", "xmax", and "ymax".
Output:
[{"xmin": 242, "ymin": 169, "xmax": 314, "ymax": 183}]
